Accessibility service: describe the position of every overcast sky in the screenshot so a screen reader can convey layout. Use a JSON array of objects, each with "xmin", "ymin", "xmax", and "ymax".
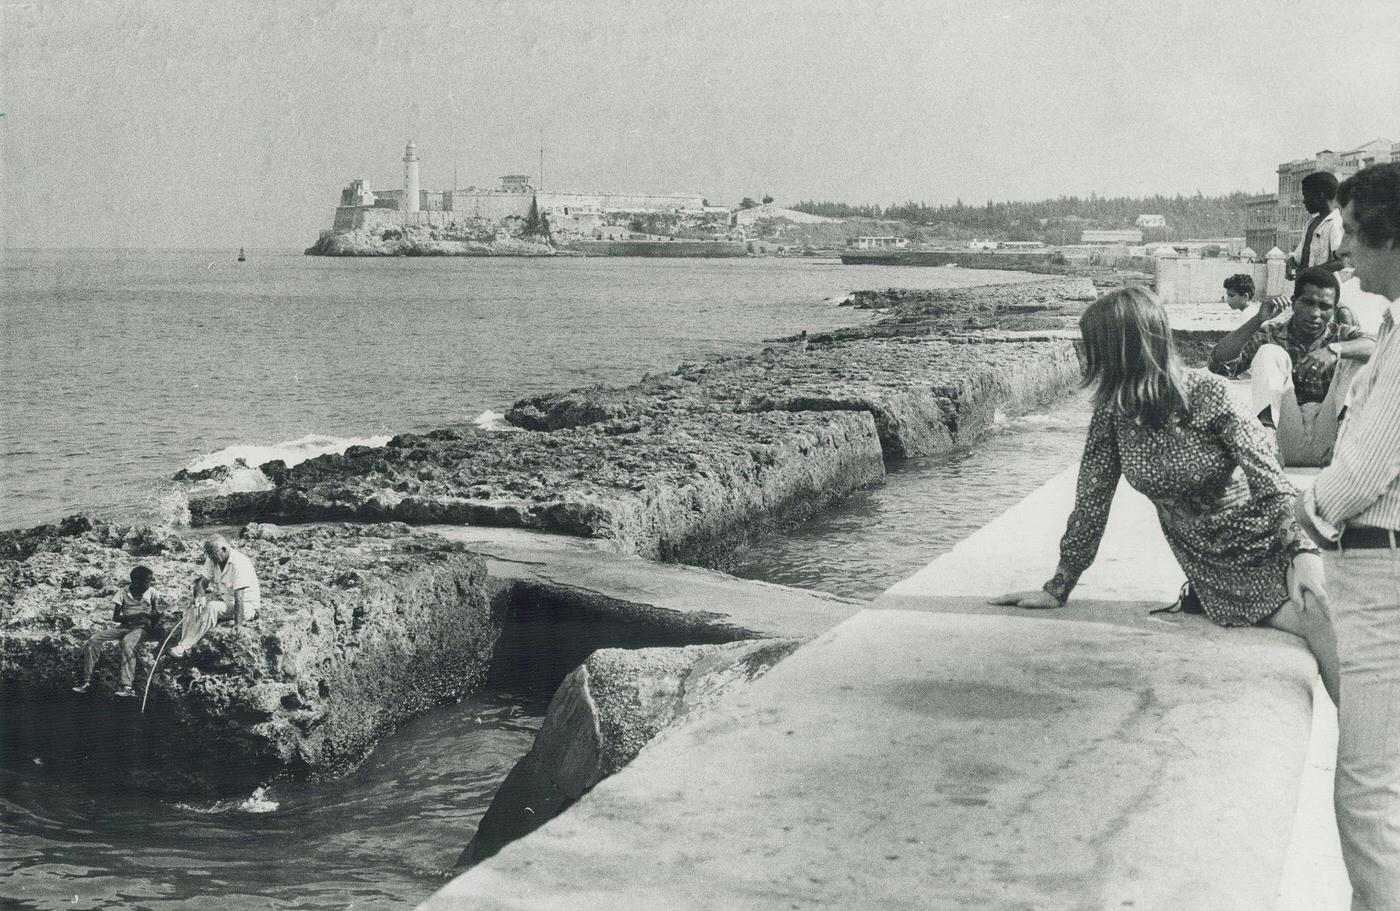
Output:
[{"xmin": 3, "ymin": 0, "xmax": 1398, "ymax": 249}]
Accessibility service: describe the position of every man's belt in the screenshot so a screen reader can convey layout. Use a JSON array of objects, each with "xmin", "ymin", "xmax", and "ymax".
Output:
[{"xmin": 1340, "ymin": 526, "xmax": 1400, "ymax": 549}]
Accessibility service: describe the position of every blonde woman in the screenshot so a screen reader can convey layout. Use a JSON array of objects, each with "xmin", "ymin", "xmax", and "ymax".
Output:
[{"xmin": 991, "ymin": 286, "xmax": 1339, "ymax": 702}]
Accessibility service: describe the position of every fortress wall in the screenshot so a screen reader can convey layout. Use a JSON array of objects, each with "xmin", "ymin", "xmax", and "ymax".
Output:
[
  {"xmin": 539, "ymin": 192, "xmax": 705, "ymax": 213},
  {"xmin": 447, "ymin": 192, "xmax": 534, "ymax": 221},
  {"xmin": 332, "ymin": 206, "xmax": 362, "ymax": 232}
]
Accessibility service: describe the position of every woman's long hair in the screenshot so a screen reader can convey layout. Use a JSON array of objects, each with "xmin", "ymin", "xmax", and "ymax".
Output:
[{"xmin": 1079, "ymin": 286, "xmax": 1189, "ymax": 428}]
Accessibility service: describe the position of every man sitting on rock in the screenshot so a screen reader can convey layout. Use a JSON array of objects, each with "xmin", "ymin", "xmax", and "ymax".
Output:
[
  {"xmin": 73, "ymin": 565, "xmax": 162, "ymax": 697},
  {"xmin": 1209, "ymin": 266, "xmax": 1375, "ymax": 466},
  {"xmin": 169, "ymin": 534, "xmax": 260, "ymax": 657}
]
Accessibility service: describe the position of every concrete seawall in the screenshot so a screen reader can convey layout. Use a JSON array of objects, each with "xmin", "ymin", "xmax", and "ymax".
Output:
[{"xmin": 422, "ymin": 464, "xmax": 1327, "ymax": 910}]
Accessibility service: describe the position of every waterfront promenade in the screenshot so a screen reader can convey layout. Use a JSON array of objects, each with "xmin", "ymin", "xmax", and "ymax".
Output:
[{"xmin": 422, "ymin": 459, "xmax": 1348, "ymax": 910}]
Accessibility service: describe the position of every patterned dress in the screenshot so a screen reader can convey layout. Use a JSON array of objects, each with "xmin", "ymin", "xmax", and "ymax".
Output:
[{"xmin": 1043, "ymin": 370, "xmax": 1318, "ymax": 627}]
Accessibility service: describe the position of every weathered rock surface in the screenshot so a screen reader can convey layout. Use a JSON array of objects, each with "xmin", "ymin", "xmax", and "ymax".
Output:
[
  {"xmin": 1, "ymin": 519, "xmax": 495, "ymax": 795},
  {"xmin": 830, "ymin": 278, "xmax": 1099, "ymax": 335},
  {"xmin": 461, "ymin": 639, "xmax": 801, "ymax": 866},
  {"xmin": 510, "ymin": 335, "xmax": 1081, "ymax": 457},
  {"xmin": 305, "ymin": 230, "xmax": 554, "ymax": 257},
  {"xmin": 186, "ymin": 279, "xmax": 1097, "ymax": 565},
  {"xmin": 189, "ymin": 409, "xmax": 887, "ymax": 567}
]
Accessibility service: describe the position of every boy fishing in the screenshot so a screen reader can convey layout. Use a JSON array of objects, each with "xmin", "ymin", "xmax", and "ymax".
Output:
[{"xmin": 72, "ymin": 565, "xmax": 162, "ymax": 697}]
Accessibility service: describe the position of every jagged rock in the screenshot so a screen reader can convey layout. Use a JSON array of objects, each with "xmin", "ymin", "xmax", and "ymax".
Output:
[
  {"xmin": 460, "ymin": 638, "xmax": 801, "ymax": 866},
  {"xmin": 508, "ymin": 336, "xmax": 1081, "ymax": 458},
  {"xmin": 172, "ymin": 461, "xmax": 242, "ymax": 483},
  {"xmin": 188, "ymin": 409, "xmax": 887, "ymax": 568},
  {"xmin": 1, "ymin": 521, "xmax": 495, "ymax": 796}
]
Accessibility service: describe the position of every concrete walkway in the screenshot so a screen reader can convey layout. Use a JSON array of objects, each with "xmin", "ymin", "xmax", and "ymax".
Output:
[{"xmin": 422, "ymin": 464, "xmax": 1343, "ymax": 910}]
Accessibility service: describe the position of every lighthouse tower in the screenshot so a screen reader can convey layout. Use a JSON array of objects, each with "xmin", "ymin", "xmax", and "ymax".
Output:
[{"xmin": 402, "ymin": 141, "xmax": 420, "ymax": 214}]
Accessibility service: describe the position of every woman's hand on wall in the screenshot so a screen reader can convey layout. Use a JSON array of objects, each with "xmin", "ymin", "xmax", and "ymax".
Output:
[{"xmin": 987, "ymin": 589, "xmax": 1063, "ymax": 609}]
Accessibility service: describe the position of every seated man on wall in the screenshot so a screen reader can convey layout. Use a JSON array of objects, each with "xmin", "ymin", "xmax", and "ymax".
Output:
[{"xmin": 1209, "ymin": 266, "xmax": 1375, "ymax": 466}]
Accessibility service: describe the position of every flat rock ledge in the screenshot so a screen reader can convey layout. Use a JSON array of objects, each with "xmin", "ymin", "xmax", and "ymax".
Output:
[
  {"xmin": 461, "ymin": 639, "xmax": 801, "ymax": 866},
  {"xmin": 191, "ymin": 409, "xmax": 886, "ymax": 568},
  {"xmin": 190, "ymin": 283, "xmax": 1089, "ymax": 565},
  {"xmin": 0, "ymin": 518, "xmax": 494, "ymax": 796}
]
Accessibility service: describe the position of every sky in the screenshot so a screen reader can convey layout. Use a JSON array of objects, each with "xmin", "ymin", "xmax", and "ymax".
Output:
[{"xmin": 2, "ymin": 0, "xmax": 1398, "ymax": 249}]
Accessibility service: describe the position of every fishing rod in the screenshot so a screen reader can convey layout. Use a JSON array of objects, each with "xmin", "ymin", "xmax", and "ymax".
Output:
[{"xmin": 141, "ymin": 616, "xmax": 186, "ymax": 714}]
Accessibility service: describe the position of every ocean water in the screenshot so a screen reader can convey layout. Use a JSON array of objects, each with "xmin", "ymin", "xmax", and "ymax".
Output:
[
  {"xmin": 0, "ymin": 691, "xmax": 548, "ymax": 911},
  {"xmin": 0, "ymin": 250, "xmax": 1088, "ymax": 910},
  {"xmin": 0, "ymin": 249, "xmax": 1045, "ymax": 532}
]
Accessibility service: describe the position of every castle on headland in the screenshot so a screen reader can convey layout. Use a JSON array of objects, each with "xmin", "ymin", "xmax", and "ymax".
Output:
[{"xmin": 330, "ymin": 141, "xmax": 715, "ymax": 237}]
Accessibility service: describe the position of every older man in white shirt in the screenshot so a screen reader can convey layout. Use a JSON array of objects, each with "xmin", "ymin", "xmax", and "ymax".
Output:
[
  {"xmin": 1296, "ymin": 162, "xmax": 1400, "ymax": 911},
  {"xmin": 169, "ymin": 533, "xmax": 261, "ymax": 657}
]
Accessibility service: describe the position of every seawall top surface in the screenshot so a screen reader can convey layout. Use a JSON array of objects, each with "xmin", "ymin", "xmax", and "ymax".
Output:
[{"xmin": 423, "ymin": 459, "xmax": 1323, "ymax": 910}]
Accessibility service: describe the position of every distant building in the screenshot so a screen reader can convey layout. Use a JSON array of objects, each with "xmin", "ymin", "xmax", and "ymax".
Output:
[
  {"xmin": 968, "ymin": 239, "xmax": 998, "ymax": 251},
  {"xmin": 1245, "ymin": 194, "xmax": 1281, "ymax": 256},
  {"xmin": 1135, "ymin": 214, "xmax": 1166, "ymax": 228},
  {"xmin": 1081, "ymin": 229, "xmax": 1143, "ymax": 245},
  {"xmin": 996, "ymin": 240, "xmax": 1046, "ymax": 250},
  {"xmin": 340, "ymin": 179, "xmax": 376, "ymax": 207},
  {"xmin": 848, "ymin": 236, "xmax": 909, "ymax": 249}
]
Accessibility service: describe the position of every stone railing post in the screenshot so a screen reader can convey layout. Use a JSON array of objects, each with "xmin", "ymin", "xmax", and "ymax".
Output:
[
  {"xmin": 1265, "ymin": 247, "xmax": 1287, "ymax": 297},
  {"xmin": 1153, "ymin": 247, "xmax": 1180, "ymax": 305}
]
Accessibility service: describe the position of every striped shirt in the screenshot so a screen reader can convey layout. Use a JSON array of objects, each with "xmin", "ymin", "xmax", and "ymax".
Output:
[{"xmin": 1313, "ymin": 304, "xmax": 1400, "ymax": 531}]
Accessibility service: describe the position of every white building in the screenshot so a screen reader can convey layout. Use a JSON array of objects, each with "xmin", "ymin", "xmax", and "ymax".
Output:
[{"xmin": 848, "ymin": 236, "xmax": 909, "ymax": 249}]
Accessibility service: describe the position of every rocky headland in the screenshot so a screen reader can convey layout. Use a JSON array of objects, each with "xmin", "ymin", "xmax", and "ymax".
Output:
[{"xmin": 306, "ymin": 228, "xmax": 555, "ymax": 257}]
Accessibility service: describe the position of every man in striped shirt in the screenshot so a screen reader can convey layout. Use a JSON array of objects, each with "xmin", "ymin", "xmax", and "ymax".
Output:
[{"xmin": 1296, "ymin": 162, "xmax": 1400, "ymax": 911}]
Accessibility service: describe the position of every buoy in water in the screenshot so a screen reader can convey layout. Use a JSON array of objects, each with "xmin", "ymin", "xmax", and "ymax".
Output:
[{"xmin": 237, "ymin": 248, "xmax": 246, "ymax": 262}]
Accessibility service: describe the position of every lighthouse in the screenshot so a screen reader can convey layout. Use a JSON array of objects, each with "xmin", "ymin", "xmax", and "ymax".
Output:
[{"xmin": 402, "ymin": 141, "xmax": 420, "ymax": 213}]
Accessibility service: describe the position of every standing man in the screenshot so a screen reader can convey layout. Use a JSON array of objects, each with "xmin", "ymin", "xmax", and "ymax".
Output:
[
  {"xmin": 1209, "ymin": 266, "xmax": 1374, "ymax": 466},
  {"xmin": 1295, "ymin": 162, "xmax": 1400, "ymax": 911},
  {"xmin": 1287, "ymin": 171, "xmax": 1346, "ymax": 279},
  {"xmin": 168, "ymin": 533, "xmax": 261, "ymax": 657}
]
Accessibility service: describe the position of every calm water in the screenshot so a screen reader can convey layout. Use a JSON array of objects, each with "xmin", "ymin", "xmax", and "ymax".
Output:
[
  {"xmin": 0, "ymin": 249, "xmax": 1044, "ymax": 531},
  {"xmin": 728, "ymin": 397, "xmax": 1093, "ymax": 600},
  {"xmin": 0, "ymin": 250, "xmax": 1085, "ymax": 910}
]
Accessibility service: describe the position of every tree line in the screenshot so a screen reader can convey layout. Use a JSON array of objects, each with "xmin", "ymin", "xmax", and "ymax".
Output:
[{"xmin": 788, "ymin": 192, "xmax": 1259, "ymax": 244}]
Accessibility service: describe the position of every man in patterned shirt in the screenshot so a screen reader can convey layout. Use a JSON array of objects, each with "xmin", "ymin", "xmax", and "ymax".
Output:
[
  {"xmin": 1295, "ymin": 162, "xmax": 1400, "ymax": 911},
  {"xmin": 1209, "ymin": 266, "xmax": 1375, "ymax": 466}
]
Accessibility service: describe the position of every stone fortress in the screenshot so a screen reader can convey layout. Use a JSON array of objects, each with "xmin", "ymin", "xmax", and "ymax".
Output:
[{"xmin": 331, "ymin": 141, "xmax": 716, "ymax": 238}]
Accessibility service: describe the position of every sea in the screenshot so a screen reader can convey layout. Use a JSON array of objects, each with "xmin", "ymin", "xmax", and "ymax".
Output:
[{"xmin": 0, "ymin": 249, "xmax": 1091, "ymax": 909}]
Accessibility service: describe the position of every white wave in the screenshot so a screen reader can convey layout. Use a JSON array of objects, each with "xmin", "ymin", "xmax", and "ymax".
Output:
[
  {"xmin": 185, "ymin": 433, "xmax": 393, "ymax": 473},
  {"xmin": 472, "ymin": 409, "xmax": 520, "ymax": 432},
  {"xmin": 177, "ymin": 786, "xmax": 279, "ymax": 815}
]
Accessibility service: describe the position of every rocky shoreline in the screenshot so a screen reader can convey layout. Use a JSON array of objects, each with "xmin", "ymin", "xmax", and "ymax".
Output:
[
  {"xmin": 186, "ymin": 280, "xmax": 1094, "ymax": 564},
  {"xmin": 305, "ymin": 229, "xmax": 556, "ymax": 257},
  {"xmin": 2, "ymin": 276, "xmax": 1150, "ymax": 832}
]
